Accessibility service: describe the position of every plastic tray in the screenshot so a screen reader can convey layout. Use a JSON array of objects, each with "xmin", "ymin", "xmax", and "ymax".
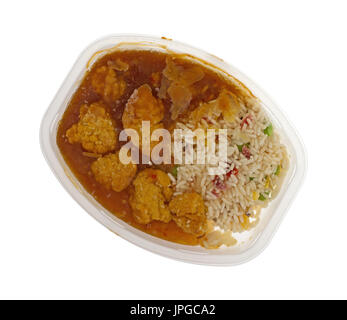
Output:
[{"xmin": 40, "ymin": 34, "xmax": 307, "ymax": 266}]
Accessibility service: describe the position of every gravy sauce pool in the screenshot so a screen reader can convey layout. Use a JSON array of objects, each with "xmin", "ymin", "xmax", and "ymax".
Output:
[{"xmin": 57, "ymin": 49, "xmax": 245, "ymax": 245}]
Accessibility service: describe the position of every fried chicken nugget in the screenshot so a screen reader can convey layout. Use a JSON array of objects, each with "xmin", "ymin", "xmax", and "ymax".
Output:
[
  {"xmin": 91, "ymin": 152, "xmax": 137, "ymax": 192},
  {"xmin": 122, "ymin": 84, "xmax": 164, "ymax": 153},
  {"xmin": 129, "ymin": 169, "xmax": 173, "ymax": 224},
  {"xmin": 169, "ymin": 192, "xmax": 208, "ymax": 237},
  {"xmin": 66, "ymin": 102, "xmax": 117, "ymax": 154},
  {"xmin": 91, "ymin": 65, "xmax": 126, "ymax": 102}
]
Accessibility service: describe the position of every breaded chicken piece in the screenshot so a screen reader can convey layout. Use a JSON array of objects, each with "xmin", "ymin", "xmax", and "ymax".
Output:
[
  {"xmin": 122, "ymin": 84, "xmax": 164, "ymax": 152},
  {"xmin": 167, "ymin": 83, "xmax": 192, "ymax": 120},
  {"xmin": 190, "ymin": 89, "xmax": 241, "ymax": 124},
  {"xmin": 66, "ymin": 102, "xmax": 117, "ymax": 154},
  {"xmin": 169, "ymin": 192, "xmax": 208, "ymax": 237},
  {"xmin": 163, "ymin": 57, "xmax": 204, "ymax": 87},
  {"xmin": 91, "ymin": 152, "xmax": 137, "ymax": 192},
  {"xmin": 91, "ymin": 66, "xmax": 126, "ymax": 102},
  {"xmin": 129, "ymin": 169, "xmax": 173, "ymax": 224},
  {"xmin": 163, "ymin": 57, "xmax": 204, "ymax": 120}
]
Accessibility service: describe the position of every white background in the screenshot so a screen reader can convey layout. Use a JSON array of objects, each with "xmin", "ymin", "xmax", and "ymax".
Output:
[{"xmin": 0, "ymin": 0, "xmax": 346, "ymax": 300}]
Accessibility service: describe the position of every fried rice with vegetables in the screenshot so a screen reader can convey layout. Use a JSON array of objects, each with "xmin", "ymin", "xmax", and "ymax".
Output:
[{"xmin": 172, "ymin": 97, "xmax": 289, "ymax": 238}]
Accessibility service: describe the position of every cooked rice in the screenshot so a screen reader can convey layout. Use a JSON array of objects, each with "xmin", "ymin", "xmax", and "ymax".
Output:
[{"xmin": 173, "ymin": 97, "xmax": 289, "ymax": 233}]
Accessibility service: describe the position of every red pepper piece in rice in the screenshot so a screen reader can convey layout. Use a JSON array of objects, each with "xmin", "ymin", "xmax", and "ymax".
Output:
[
  {"xmin": 241, "ymin": 145, "xmax": 251, "ymax": 159},
  {"xmin": 226, "ymin": 167, "xmax": 239, "ymax": 177},
  {"xmin": 212, "ymin": 176, "xmax": 227, "ymax": 190},
  {"xmin": 240, "ymin": 114, "xmax": 253, "ymax": 129}
]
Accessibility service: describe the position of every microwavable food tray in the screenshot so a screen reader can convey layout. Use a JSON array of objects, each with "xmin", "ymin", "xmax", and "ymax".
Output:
[{"xmin": 40, "ymin": 34, "xmax": 307, "ymax": 265}]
